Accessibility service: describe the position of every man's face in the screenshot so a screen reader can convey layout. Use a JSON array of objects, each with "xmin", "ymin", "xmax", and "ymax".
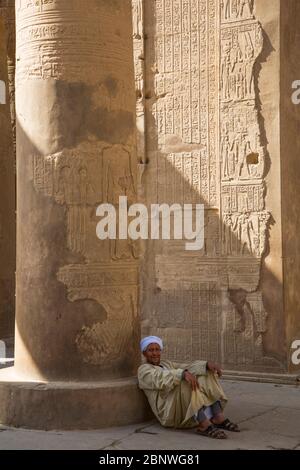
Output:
[{"xmin": 143, "ymin": 343, "xmax": 161, "ymax": 365}]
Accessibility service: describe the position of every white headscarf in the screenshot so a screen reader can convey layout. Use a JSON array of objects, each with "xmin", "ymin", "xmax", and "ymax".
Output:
[{"xmin": 140, "ymin": 336, "xmax": 163, "ymax": 352}]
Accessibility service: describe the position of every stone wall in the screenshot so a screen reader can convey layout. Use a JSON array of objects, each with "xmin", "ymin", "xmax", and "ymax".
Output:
[
  {"xmin": 133, "ymin": 0, "xmax": 289, "ymax": 373},
  {"xmin": 0, "ymin": 10, "xmax": 15, "ymax": 341}
]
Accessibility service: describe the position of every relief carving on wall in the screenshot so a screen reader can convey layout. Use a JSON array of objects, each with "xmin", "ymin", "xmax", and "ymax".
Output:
[
  {"xmin": 133, "ymin": 0, "xmax": 281, "ymax": 370},
  {"xmin": 31, "ymin": 141, "xmax": 139, "ymax": 365},
  {"xmin": 19, "ymin": 0, "xmax": 139, "ymax": 366},
  {"xmin": 0, "ymin": 0, "xmax": 16, "ymax": 152}
]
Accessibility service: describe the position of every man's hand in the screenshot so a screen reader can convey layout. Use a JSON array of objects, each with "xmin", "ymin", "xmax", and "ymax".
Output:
[
  {"xmin": 183, "ymin": 370, "xmax": 199, "ymax": 391},
  {"xmin": 206, "ymin": 361, "xmax": 222, "ymax": 377}
]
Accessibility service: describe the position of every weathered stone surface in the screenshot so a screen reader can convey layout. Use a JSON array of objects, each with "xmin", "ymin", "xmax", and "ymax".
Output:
[
  {"xmin": 0, "ymin": 0, "xmax": 16, "ymax": 150},
  {"xmin": 14, "ymin": 0, "xmax": 140, "ymax": 382},
  {"xmin": 0, "ymin": 368, "xmax": 151, "ymax": 430},
  {"xmin": 0, "ymin": 0, "xmax": 149, "ymax": 431},
  {"xmin": 1, "ymin": 380, "xmax": 299, "ymax": 448},
  {"xmin": 0, "ymin": 0, "xmax": 300, "ymax": 432},
  {"xmin": 0, "ymin": 13, "xmax": 15, "ymax": 340},
  {"xmin": 132, "ymin": 0, "xmax": 282, "ymax": 372}
]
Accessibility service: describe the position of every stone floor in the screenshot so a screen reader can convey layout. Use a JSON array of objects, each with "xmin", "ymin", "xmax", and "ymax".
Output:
[{"xmin": 0, "ymin": 380, "xmax": 299, "ymax": 450}]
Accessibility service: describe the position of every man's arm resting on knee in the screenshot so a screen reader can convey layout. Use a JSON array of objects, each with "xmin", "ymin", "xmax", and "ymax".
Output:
[
  {"xmin": 206, "ymin": 361, "xmax": 222, "ymax": 377},
  {"xmin": 138, "ymin": 364, "xmax": 184, "ymax": 391}
]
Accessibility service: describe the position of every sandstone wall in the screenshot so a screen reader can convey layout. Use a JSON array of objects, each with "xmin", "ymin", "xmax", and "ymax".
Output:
[
  {"xmin": 0, "ymin": 11, "xmax": 15, "ymax": 341},
  {"xmin": 133, "ymin": 0, "xmax": 289, "ymax": 372}
]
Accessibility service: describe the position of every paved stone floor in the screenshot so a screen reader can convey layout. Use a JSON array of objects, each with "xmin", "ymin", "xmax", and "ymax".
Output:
[{"xmin": 0, "ymin": 380, "xmax": 299, "ymax": 450}]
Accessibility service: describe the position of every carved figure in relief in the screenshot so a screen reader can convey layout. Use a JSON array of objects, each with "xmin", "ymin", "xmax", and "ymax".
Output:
[
  {"xmin": 103, "ymin": 146, "xmax": 136, "ymax": 205},
  {"xmin": 103, "ymin": 146, "xmax": 136, "ymax": 260},
  {"xmin": 222, "ymin": 0, "xmax": 232, "ymax": 20},
  {"xmin": 258, "ymin": 212, "xmax": 270, "ymax": 256},
  {"xmin": 244, "ymin": 41, "xmax": 255, "ymax": 96},
  {"xmin": 230, "ymin": 42, "xmax": 243, "ymax": 72},
  {"xmin": 223, "ymin": 214, "xmax": 234, "ymax": 255},
  {"xmin": 233, "ymin": 211, "xmax": 254, "ymax": 255},
  {"xmin": 67, "ymin": 206, "xmax": 86, "ymax": 254},
  {"xmin": 221, "ymin": 135, "xmax": 230, "ymax": 179},
  {"xmin": 237, "ymin": 0, "xmax": 253, "ymax": 19},
  {"xmin": 135, "ymin": 63, "xmax": 144, "ymax": 106},
  {"xmin": 235, "ymin": 66, "xmax": 245, "ymax": 100},
  {"xmin": 221, "ymin": 25, "xmax": 260, "ymax": 102},
  {"xmin": 133, "ymin": 0, "xmax": 143, "ymax": 39},
  {"xmin": 55, "ymin": 164, "xmax": 96, "ymax": 206},
  {"xmin": 56, "ymin": 165, "xmax": 73, "ymax": 205},
  {"xmin": 236, "ymin": 137, "xmax": 252, "ymax": 179},
  {"xmin": 222, "ymin": 133, "xmax": 240, "ymax": 180},
  {"xmin": 221, "ymin": 42, "xmax": 231, "ymax": 100},
  {"xmin": 221, "ymin": 0, "xmax": 253, "ymax": 20},
  {"xmin": 76, "ymin": 167, "xmax": 96, "ymax": 205}
]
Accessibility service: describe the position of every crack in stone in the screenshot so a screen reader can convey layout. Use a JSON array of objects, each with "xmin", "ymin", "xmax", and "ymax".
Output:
[
  {"xmin": 98, "ymin": 422, "xmax": 157, "ymax": 450},
  {"xmin": 237, "ymin": 406, "xmax": 279, "ymax": 424},
  {"xmin": 134, "ymin": 430, "xmax": 158, "ymax": 435}
]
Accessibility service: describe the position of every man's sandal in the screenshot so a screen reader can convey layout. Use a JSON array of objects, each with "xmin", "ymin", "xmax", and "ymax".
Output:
[
  {"xmin": 214, "ymin": 418, "xmax": 240, "ymax": 432},
  {"xmin": 196, "ymin": 425, "xmax": 227, "ymax": 440}
]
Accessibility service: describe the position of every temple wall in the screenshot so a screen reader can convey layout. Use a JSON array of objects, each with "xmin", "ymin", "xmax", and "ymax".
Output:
[
  {"xmin": 0, "ymin": 12, "xmax": 15, "ymax": 341},
  {"xmin": 133, "ymin": 0, "xmax": 292, "ymax": 373}
]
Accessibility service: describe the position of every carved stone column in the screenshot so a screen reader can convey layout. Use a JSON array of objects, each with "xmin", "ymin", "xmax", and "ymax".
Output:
[
  {"xmin": 0, "ymin": 0, "xmax": 148, "ymax": 429},
  {"xmin": 0, "ymin": 12, "xmax": 15, "ymax": 342}
]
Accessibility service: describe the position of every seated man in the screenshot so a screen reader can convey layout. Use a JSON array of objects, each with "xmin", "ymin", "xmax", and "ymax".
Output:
[{"xmin": 138, "ymin": 336, "xmax": 240, "ymax": 439}]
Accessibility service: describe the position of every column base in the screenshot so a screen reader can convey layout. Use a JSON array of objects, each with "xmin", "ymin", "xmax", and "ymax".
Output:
[{"xmin": 0, "ymin": 367, "xmax": 152, "ymax": 430}]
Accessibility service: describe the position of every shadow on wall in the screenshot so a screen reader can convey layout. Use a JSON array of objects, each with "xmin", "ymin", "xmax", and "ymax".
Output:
[
  {"xmin": 0, "ymin": 38, "xmax": 15, "ymax": 347},
  {"xmin": 136, "ymin": 0, "xmax": 287, "ymax": 374},
  {"xmin": 9, "ymin": 0, "xmax": 290, "ymax": 381}
]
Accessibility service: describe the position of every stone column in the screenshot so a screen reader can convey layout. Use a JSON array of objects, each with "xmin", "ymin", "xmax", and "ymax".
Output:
[
  {"xmin": 0, "ymin": 12, "xmax": 15, "ymax": 344},
  {"xmin": 0, "ymin": 0, "xmax": 148, "ymax": 429}
]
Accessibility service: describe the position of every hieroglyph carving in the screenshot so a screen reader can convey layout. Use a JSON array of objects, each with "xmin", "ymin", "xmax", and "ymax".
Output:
[
  {"xmin": 132, "ymin": 0, "xmax": 147, "ymax": 196},
  {"xmin": 32, "ymin": 142, "xmax": 137, "ymax": 262},
  {"xmin": 16, "ymin": 0, "xmax": 132, "ymax": 85},
  {"xmin": 19, "ymin": 0, "xmax": 139, "ymax": 366},
  {"xmin": 145, "ymin": 0, "xmax": 218, "ymax": 207},
  {"xmin": 137, "ymin": 0, "xmax": 280, "ymax": 370},
  {"xmin": 32, "ymin": 145, "xmax": 138, "ymax": 365},
  {"xmin": 0, "ymin": 1, "xmax": 16, "ymax": 151}
]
